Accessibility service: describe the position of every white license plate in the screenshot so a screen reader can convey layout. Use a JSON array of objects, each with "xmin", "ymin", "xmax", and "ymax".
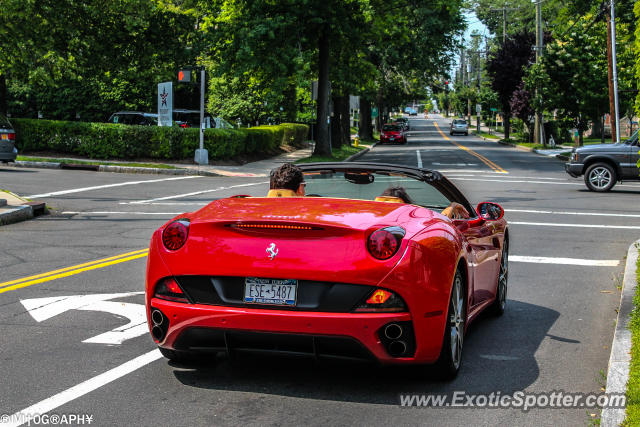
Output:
[
  {"xmin": 244, "ymin": 278, "xmax": 297, "ymax": 306},
  {"xmin": 390, "ymin": 137, "xmax": 395, "ymax": 140}
]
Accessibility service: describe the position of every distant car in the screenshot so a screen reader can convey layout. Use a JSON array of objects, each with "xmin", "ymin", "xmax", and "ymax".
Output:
[
  {"xmin": 409, "ymin": 109, "xmax": 418, "ymax": 116},
  {"xmin": 0, "ymin": 113, "xmax": 17, "ymax": 163},
  {"xmin": 380, "ymin": 123, "xmax": 407, "ymax": 144},
  {"xmin": 108, "ymin": 111, "xmax": 158, "ymax": 126},
  {"xmin": 393, "ymin": 117, "xmax": 409, "ymax": 131},
  {"xmin": 450, "ymin": 119, "xmax": 469, "ymax": 136},
  {"xmin": 565, "ymin": 130, "xmax": 640, "ymax": 192},
  {"xmin": 173, "ymin": 109, "xmax": 213, "ymax": 129}
]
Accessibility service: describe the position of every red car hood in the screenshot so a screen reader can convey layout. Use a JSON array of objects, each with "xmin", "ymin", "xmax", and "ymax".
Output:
[{"xmin": 154, "ymin": 197, "xmax": 442, "ymax": 285}]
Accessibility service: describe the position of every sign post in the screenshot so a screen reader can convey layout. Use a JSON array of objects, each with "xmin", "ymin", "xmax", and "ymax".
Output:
[
  {"xmin": 194, "ymin": 66, "xmax": 208, "ymax": 165},
  {"xmin": 157, "ymin": 82, "xmax": 172, "ymax": 127}
]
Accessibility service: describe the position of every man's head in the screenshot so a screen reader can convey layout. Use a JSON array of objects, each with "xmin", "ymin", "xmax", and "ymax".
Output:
[{"xmin": 270, "ymin": 163, "xmax": 305, "ymax": 195}]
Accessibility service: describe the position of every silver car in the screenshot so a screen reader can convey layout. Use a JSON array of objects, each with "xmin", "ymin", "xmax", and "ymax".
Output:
[
  {"xmin": 565, "ymin": 130, "xmax": 640, "ymax": 191},
  {"xmin": 0, "ymin": 114, "xmax": 17, "ymax": 163},
  {"xmin": 450, "ymin": 119, "xmax": 469, "ymax": 136}
]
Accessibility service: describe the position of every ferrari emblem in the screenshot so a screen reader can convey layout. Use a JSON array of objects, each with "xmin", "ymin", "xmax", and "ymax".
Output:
[{"xmin": 266, "ymin": 243, "xmax": 278, "ymax": 260}]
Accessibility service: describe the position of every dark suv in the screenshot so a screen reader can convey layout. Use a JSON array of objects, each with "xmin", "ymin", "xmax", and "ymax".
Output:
[
  {"xmin": 0, "ymin": 113, "xmax": 17, "ymax": 163},
  {"xmin": 108, "ymin": 111, "xmax": 158, "ymax": 126},
  {"xmin": 565, "ymin": 130, "xmax": 640, "ymax": 191}
]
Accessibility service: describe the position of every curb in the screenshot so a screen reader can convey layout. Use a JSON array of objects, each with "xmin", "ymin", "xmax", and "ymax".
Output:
[
  {"xmin": 9, "ymin": 161, "xmax": 222, "ymax": 177},
  {"xmin": 345, "ymin": 146, "xmax": 372, "ymax": 162},
  {"xmin": 602, "ymin": 238, "xmax": 640, "ymax": 426},
  {"xmin": 0, "ymin": 205, "xmax": 33, "ymax": 226}
]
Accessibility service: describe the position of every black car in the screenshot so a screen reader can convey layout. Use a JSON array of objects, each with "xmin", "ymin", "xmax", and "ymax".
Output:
[
  {"xmin": 172, "ymin": 109, "xmax": 213, "ymax": 128},
  {"xmin": 393, "ymin": 117, "xmax": 409, "ymax": 131},
  {"xmin": 0, "ymin": 113, "xmax": 17, "ymax": 163},
  {"xmin": 565, "ymin": 130, "xmax": 640, "ymax": 191},
  {"xmin": 108, "ymin": 111, "xmax": 158, "ymax": 126}
]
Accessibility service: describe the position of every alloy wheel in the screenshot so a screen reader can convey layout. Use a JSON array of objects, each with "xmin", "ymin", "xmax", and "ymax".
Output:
[
  {"xmin": 449, "ymin": 274, "xmax": 465, "ymax": 369},
  {"xmin": 588, "ymin": 167, "xmax": 612, "ymax": 190}
]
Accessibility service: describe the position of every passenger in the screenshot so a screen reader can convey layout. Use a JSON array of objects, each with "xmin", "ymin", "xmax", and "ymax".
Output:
[
  {"xmin": 267, "ymin": 163, "xmax": 306, "ymax": 197},
  {"xmin": 378, "ymin": 185, "xmax": 470, "ymax": 219}
]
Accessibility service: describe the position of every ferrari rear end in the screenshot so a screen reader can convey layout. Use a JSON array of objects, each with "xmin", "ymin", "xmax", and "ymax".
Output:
[{"xmin": 145, "ymin": 197, "xmax": 458, "ymax": 366}]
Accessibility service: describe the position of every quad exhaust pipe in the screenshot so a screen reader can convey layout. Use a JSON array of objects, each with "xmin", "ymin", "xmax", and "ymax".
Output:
[
  {"xmin": 384, "ymin": 323, "xmax": 403, "ymax": 340},
  {"xmin": 151, "ymin": 309, "xmax": 166, "ymax": 341},
  {"xmin": 388, "ymin": 340, "xmax": 407, "ymax": 357}
]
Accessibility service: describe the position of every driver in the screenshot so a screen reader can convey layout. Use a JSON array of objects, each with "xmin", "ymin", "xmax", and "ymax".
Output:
[
  {"xmin": 267, "ymin": 163, "xmax": 306, "ymax": 197},
  {"xmin": 379, "ymin": 186, "xmax": 469, "ymax": 219}
]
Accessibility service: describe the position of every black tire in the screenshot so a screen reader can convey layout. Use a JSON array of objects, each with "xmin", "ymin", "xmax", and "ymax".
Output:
[
  {"xmin": 449, "ymin": 132, "xmax": 453, "ymax": 135},
  {"xmin": 465, "ymin": 132, "xmax": 468, "ymax": 136},
  {"xmin": 434, "ymin": 269, "xmax": 466, "ymax": 379},
  {"xmin": 584, "ymin": 162, "xmax": 617, "ymax": 192},
  {"xmin": 491, "ymin": 238, "xmax": 508, "ymax": 316}
]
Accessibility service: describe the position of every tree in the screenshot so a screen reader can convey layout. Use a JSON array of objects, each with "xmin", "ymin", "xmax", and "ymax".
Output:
[
  {"xmin": 509, "ymin": 82, "xmax": 534, "ymax": 139},
  {"xmin": 486, "ymin": 32, "xmax": 536, "ymax": 139}
]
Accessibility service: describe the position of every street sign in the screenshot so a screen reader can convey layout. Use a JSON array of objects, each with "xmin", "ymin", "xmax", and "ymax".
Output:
[
  {"xmin": 21, "ymin": 292, "xmax": 147, "ymax": 345},
  {"xmin": 490, "ymin": 108, "xmax": 498, "ymax": 112},
  {"xmin": 371, "ymin": 107, "xmax": 379, "ymax": 118},
  {"xmin": 476, "ymin": 104, "xmax": 482, "ymax": 114},
  {"xmin": 157, "ymin": 81, "xmax": 173, "ymax": 127}
]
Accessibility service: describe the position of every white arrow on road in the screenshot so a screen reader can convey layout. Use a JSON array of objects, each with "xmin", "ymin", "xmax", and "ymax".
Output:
[{"xmin": 20, "ymin": 292, "xmax": 148, "ymax": 345}]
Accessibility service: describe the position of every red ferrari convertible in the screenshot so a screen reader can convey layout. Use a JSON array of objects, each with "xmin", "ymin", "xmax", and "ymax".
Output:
[{"xmin": 145, "ymin": 163, "xmax": 508, "ymax": 378}]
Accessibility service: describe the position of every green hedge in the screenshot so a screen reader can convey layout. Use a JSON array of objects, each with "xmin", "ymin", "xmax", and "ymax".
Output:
[{"xmin": 11, "ymin": 119, "xmax": 308, "ymax": 160}]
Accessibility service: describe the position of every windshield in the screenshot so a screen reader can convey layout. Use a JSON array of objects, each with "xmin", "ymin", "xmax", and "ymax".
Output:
[
  {"xmin": 304, "ymin": 170, "xmax": 452, "ymax": 210},
  {"xmin": 453, "ymin": 120, "xmax": 466, "ymax": 125},
  {"xmin": 0, "ymin": 114, "xmax": 13, "ymax": 128},
  {"xmin": 624, "ymin": 130, "xmax": 639, "ymax": 145},
  {"xmin": 382, "ymin": 125, "xmax": 400, "ymax": 131}
]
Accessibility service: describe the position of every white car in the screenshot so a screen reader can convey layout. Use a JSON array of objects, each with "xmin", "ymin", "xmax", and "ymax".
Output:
[{"xmin": 450, "ymin": 119, "xmax": 469, "ymax": 136}]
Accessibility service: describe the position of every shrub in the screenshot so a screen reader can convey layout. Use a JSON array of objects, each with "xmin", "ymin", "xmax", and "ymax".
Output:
[{"xmin": 11, "ymin": 119, "xmax": 308, "ymax": 160}]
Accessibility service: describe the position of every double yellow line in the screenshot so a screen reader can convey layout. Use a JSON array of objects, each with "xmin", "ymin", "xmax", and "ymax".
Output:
[
  {"xmin": 433, "ymin": 121, "xmax": 507, "ymax": 173},
  {"xmin": 0, "ymin": 249, "xmax": 149, "ymax": 294}
]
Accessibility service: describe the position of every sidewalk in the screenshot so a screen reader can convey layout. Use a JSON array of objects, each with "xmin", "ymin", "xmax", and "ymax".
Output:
[
  {"xmin": 5, "ymin": 143, "xmax": 315, "ymax": 178},
  {"xmin": 0, "ymin": 191, "xmax": 46, "ymax": 226}
]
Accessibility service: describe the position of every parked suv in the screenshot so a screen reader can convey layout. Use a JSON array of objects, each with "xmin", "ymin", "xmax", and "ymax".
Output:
[
  {"xmin": 450, "ymin": 119, "xmax": 469, "ymax": 136},
  {"xmin": 565, "ymin": 130, "xmax": 640, "ymax": 191},
  {"xmin": 108, "ymin": 111, "xmax": 158, "ymax": 126},
  {"xmin": 0, "ymin": 113, "xmax": 17, "ymax": 163}
]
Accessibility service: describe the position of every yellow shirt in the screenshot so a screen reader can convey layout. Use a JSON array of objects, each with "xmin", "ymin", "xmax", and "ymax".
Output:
[{"xmin": 266, "ymin": 189, "xmax": 299, "ymax": 198}]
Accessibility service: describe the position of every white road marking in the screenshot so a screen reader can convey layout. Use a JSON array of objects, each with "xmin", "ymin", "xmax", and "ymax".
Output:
[
  {"xmin": 416, "ymin": 150, "xmax": 422, "ymax": 168},
  {"xmin": 446, "ymin": 174, "xmax": 565, "ymax": 181},
  {"xmin": 451, "ymin": 177, "xmax": 581, "ymax": 186},
  {"xmin": 510, "ymin": 221, "xmax": 640, "ymax": 230},
  {"xmin": 437, "ymin": 169, "xmax": 509, "ymax": 174},
  {"xmin": 3, "ymin": 350, "xmax": 162, "ymax": 427},
  {"xmin": 432, "ymin": 163, "xmax": 479, "ymax": 166},
  {"xmin": 507, "ymin": 208, "xmax": 640, "ymax": 218},
  {"xmin": 63, "ymin": 211, "xmax": 182, "ymax": 215},
  {"xmin": 124, "ymin": 181, "xmax": 269, "ymax": 204},
  {"xmin": 21, "ymin": 292, "xmax": 147, "ymax": 345},
  {"xmin": 510, "ymin": 255, "xmax": 619, "ymax": 267},
  {"xmin": 26, "ymin": 176, "xmax": 201, "ymax": 199}
]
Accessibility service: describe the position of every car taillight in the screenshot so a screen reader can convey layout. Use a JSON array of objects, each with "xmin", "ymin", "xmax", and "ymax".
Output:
[
  {"xmin": 154, "ymin": 277, "xmax": 189, "ymax": 303},
  {"xmin": 180, "ymin": 123, "xmax": 189, "ymax": 128},
  {"xmin": 354, "ymin": 288, "xmax": 406, "ymax": 312},
  {"xmin": 162, "ymin": 219, "xmax": 190, "ymax": 251},
  {"xmin": 366, "ymin": 226, "xmax": 405, "ymax": 260},
  {"xmin": 7, "ymin": 132, "xmax": 15, "ymax": 140}
]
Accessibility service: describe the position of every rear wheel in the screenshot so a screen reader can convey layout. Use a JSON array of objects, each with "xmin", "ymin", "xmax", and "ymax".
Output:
[
  {"xmin": 491, "ymin": 239, "xmax": 508, "ymax": 315},
  {"xmin": 584, "ymin": 162, "xmax": 616, "ymax": 192},
  {"xmin": 434, "ymin": 269, "xmax": 466, "ymax": 379}
]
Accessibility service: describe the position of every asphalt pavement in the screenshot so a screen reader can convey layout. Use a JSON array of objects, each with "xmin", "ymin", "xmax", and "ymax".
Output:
[{"xmin": 1, "ymin": 115, "xmax": 639, "ymax": 426}]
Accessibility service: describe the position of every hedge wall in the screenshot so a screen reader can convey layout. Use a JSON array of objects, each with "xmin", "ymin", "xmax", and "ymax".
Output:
[{"xmin": 11, "ymin": 119, "xmax": 308, "ymax": 160}]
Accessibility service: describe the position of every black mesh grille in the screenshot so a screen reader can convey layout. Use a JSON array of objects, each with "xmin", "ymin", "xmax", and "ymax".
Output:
[{"xmin": 173, "ymin": 328, "xmax": 375, "ymax": 361}]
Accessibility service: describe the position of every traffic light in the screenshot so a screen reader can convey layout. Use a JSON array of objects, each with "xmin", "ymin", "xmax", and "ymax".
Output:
[{"xmin": 178, "ymin": 69, "xmax": 191, "ymax": 83}]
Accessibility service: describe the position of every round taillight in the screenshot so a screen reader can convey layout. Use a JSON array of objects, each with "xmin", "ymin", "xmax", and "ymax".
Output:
[
  {"xmin": 162, "ymin": 220, "xmax": 189, "ymax": 251},
  {"xmin": 367, "ymin": 227, "xmax": 405, "ymax": 260}
]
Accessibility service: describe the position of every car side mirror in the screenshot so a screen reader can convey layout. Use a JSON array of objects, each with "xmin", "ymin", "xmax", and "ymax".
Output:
[{"xmin": 476, "ymin": 202, "xmax": 504, "ymax": 221}]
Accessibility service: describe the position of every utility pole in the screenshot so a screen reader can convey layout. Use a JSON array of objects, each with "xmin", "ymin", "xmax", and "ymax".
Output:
[
  {"xmin": 610, "ymin": 0, "xmax": 621, "ymax": 143},
  {"xmin": 503, "ymin": 8, "xmax": 507, "ymax": 44},
  {"xmin": 534, "ymin": 0, "xmax": 543, "ymax": 146},
  {"xmin": 606, "ymin": 15, "xmax": 617, "ymax": 143}
]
